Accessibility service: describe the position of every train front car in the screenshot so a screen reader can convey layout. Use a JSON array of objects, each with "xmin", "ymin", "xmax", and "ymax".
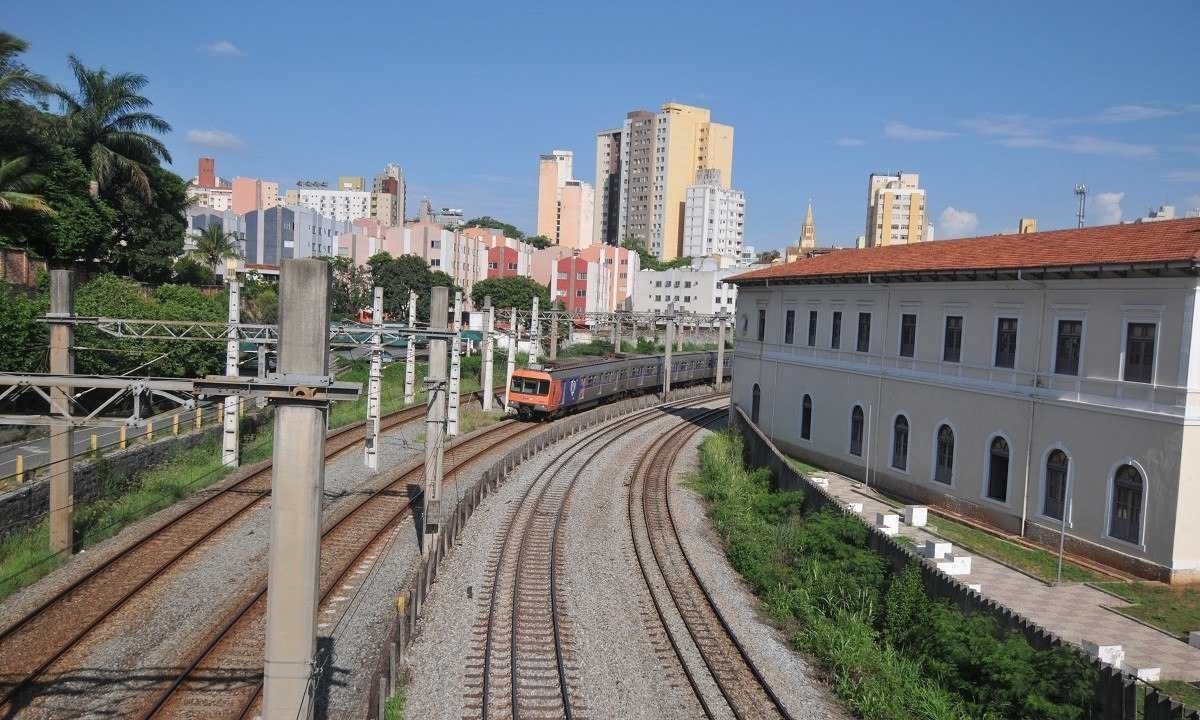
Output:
[{"xmin": 508, "ymin": 368, "xmax": 557, "ymax": 419}]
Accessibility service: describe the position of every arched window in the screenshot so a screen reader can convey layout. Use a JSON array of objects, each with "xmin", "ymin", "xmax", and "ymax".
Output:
[
  {"xmin": 800, "ymin": 395, "xmax": 812, "ymax": 440},
  {"xmin": 751, "ymin": 383, "xmax": 761, "ymax": 423},
  {"xmin": 849, "ymin": 405, "xmax": 864, "ymax": 456},
  {"xmin": 892, "ymin": 415, "xmax": 909, "ymax": 470},
  {"xmin": 934, "ymin": 424, "xmax": 954, "ymax": 484},
  {"xmin": 1043, "ymin": 450, "xmax": 1069, "ymax": 520},
  {"xmin": 1110, "ymin": 464, "xmax": 1144, "ymax": 544},
  {"xmin": 986, "ymin": 436, "xmax": 1010, "ymax": 502}
]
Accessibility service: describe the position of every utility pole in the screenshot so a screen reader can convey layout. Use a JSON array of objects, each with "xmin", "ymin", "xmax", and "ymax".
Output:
[
  {"xmin": 223, "ymin": 271, "xmax": 241, "ymax": 468},
  {"xmin": 611, "ymin": 315, "xmax": 619, "ymax": 351},
  {"xmin": 716, "ymin": 311, "xmax": 727, "ymax": 391},
  {"xmin": 447, "ymin": 290, "xmax": 462, "ymax": 437},
  {"xmin": 548, "ymin": 314, "xmax": 558, "ymax": 361},
  {"xmin": 504, "ymin": 307, "xmax": 517, "ymax": 410},
  {"xmin": 256, "ymin": 344, "xmax": 269, "ymax": 408},
  {"xmin": 424, "ymin": 287, "xmax": 449, "ymax": 552},
  {"xmin": 262, "ymin": 258, "xmax": 332, "ymax": 720},
  {"xmin": 664, "ymin": 306, "xmax": 675, "ymax": 396},
  {"xmin": 482, "ymin": 298, "xmax": 495, "ymax": 411},
  {"xmin": 48, "ymin": 270, "xmax": 74, "ymax": 555},
  {"xmin": 676, "ymin": 312, "xmax": 685, "ymax": 352},
  {"xmin": 528, "ymin": 295, "xmax": 540, "ymax": 366},
  {"xmin": 365, "ymin": 286, "xmax": 383, "ymax": 470},
  {"xmin": 404, "ymin": 289, "xmax": 417, "ymax": 406}
]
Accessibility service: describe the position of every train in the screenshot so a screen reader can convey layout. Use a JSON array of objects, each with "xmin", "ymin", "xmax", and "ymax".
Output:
[{"xmin": 506, "ymin": 351, "xmax": 730, "ymax": 420}]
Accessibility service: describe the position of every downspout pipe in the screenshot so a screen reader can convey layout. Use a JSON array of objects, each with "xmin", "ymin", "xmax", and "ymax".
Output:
[{"xmin": 1018, "ymin": 268, "xmax": 1047, "ymax": 537}]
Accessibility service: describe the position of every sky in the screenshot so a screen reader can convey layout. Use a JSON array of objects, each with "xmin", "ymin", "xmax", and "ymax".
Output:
[{"xmin": 7, "ymin": 1, "xmax": 1200, "ymax": 252}]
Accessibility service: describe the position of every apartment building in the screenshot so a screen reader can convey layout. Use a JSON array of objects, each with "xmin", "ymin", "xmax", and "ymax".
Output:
[
  {"xmin": 536, "ymin": 150, "xmax": 594, "ymax": 249},
  {"xmin": 231, "ymin": 177, "xmax": 279, "ymax": 215},
  {"xmin": 371, "ymin": 163, "xmax": 406, "ymax": 227},
  {"xmin": 464, "ymin": 227, "xmax": 535, "ymax": 279},
  {"xmin": 554, "ymin": 253, "xmax": 612, "ymax": 314},
  {"xmin": 633, "ymin": 257, "xmax": 738, "ymax": 315},
  {"xmin": 728, "ymin": 218, "xmax": 1200, "ymax": 583},
  {"xmin": 187, "ymin": 157, "xmax": 233, "ymax": 211},
  {"xmin": 864, "ymin": 171, "xmax": 929, "ymax": 246},
  {"xmin": 578, "ymin": 243, "xmax": 640, "ymax": 310},
  {"xmin": 290, "ymin": 165, "xmax": 407, "ymax": 227},
  {"xmin": 593, "ymin": 129, "xmax": 622, "ymax": 246},
  {"xmin": 531, "ymin": 245, "xmax": 575, "ymax": 288},
  {"xmin": 596, "ymin": 102, "xmax": 735, "ymax": 261},
  {"xmin": 682, "ymin": 169, "xmax": 746, "ymax": 259},
  {"xmin": 292, "ymin": 184, "xmax": 373, "ymax": 224},
  {"xmin": 400, "ymin": 218, "xmax": 488, "ymax": 303}
]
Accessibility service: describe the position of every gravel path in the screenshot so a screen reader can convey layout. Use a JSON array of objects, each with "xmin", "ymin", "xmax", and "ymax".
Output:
[
  {"xmin": 8, "ymin": 410, "xmax": 434, "ymax": 719},
  {"xmin": 670, "ymin": 424, "xmax": 851, "ymax": 720}
]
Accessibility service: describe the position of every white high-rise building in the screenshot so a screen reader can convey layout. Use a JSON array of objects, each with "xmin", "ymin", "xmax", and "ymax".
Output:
[
  {"xmin": 682, "ymin": 169, "xmax": 745, "ymax": 259},
  {"xmin": 864, "ymin": 171, "xmax": 929, "ymax": 247},
  {"xmin": 292, "ymin": 185, "xmax": 374, "ymax": 223}
]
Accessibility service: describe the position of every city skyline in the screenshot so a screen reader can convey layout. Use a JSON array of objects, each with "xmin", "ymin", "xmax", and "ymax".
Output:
[{"xmin": 7, "ymin": 1, "xmax": 1199, "ymax": 251}]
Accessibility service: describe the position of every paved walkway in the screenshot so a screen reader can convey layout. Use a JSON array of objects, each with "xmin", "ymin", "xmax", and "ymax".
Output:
[{"xmin": 812, "ymin": 471, "xmax": 1200, "ymax": 681}]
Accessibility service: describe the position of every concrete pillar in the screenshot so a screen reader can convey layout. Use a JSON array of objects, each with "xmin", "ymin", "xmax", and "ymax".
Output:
[
  {"xmin": 48, "ymin": 269, "xmax": 74, "ymax": 554},
  {"xmin": 365, "ymin": 286, "xmax": 383, "ymax": 470},
  {"xmin": 528, "ymin": 296, "xmax": 540, "ymax": 366},
  {"xmin": 404, "ymin": 290, "xmax": 417, "ymax": 406},
  {"xmin": 262, "ymin": 258, "xmax": 331, "ymax": 720},
  {"xmin": 610, "ymin": 315, "xmax": 619, "ymax": 351},
  {"xmin": 504, "ymin": 308, "xmax": 517, "ymax": 411},
  {"xmin": 548, "ymin": 314, "xmax": 558, "ymax": 361},
  {"xmin": 256, "ymin": 343, "xmax": 269, "ymax": 408},
  {"xmin": 223, "ymin": 276, "xmax": 241, "ymax": 468},
  {"xmin": 664, "ymin": 310, "xmax": 674, "ymax": 396},
  {"xmin": 424, "ymin": 287, "xmax": 449, "ymax": 551},
  {"xmin": 676, "ymin": 313, "xmax": 685, "ymax": 352},
  {"xmin": 447, "ymin": 290, "xmax": 462, "ymax": 437},
  {"xmin": 716, "ymin": 313, "xmax": 727, "ymax": 390},
  {"xmin": 482, "ymin": 303, "xmax": 495, "ymax": 411}
]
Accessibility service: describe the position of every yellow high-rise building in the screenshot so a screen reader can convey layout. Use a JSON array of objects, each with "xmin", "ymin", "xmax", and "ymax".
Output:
[
  {"xmin": 864, "ymin": 172, "xmax": 928, "ymax": 247},
  {"xmin": 595, "ymin": 102, "xmax": 734, "ymax": 261}
]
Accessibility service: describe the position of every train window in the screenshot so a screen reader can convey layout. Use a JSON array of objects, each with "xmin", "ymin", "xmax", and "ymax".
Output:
[{"xmin": 510, "ymin": 376, "xmax": 549, "ymax": 395}]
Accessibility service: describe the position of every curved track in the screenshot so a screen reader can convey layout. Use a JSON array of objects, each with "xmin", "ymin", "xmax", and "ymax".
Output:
[
  {"xmin": 466, "ymin": 396, "xmax": 721, "ymax": 720},
  {"xmin": 134, "ymin": 418, "xmax": 540, "ymax": 719},
  {"xmin": 0, "ymin": 395, "xmax": 476, "ymax": 715},
  {"xmin": 628, "ymin": 407, "xmax": 793, "ymax": 720}
]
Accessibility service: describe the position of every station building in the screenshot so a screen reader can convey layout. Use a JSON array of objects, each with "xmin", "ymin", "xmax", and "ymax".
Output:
[{"xmin": 727, "ymin": 218, "xmax": 1200, "ymax": 583}]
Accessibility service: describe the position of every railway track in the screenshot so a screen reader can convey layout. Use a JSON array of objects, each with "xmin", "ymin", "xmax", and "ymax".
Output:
[
  {"xmin": 0, "ymin": 395, "xmax": 477, "ymax": 715},
  {"xmin": 628, "ymin": 406, "xmax": 792, "ymax": 720},
  {"xmin": 465, "ymin": 395, "xmax": 721, "ymax": 720},
  {"xmin": 133, "ymin": 417, "xmax": 541, "ymax": 719}
]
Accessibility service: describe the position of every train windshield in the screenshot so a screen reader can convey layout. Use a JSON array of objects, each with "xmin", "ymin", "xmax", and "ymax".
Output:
[{"xmin": 510, "ymin": 376, "xmax": 550, "ymax": 396}]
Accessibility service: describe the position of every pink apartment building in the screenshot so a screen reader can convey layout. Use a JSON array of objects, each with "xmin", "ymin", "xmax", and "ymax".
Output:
[{"xmin": 577, "ymin": 244, "xmax": 639, "ymax": 310}]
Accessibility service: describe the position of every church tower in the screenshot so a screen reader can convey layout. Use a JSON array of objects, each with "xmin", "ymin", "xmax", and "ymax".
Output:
[{"xmin": 799, "ymin": 199, "xmax": 816, "ymax": 249}]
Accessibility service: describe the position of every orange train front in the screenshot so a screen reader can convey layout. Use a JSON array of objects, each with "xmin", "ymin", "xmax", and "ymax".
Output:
[{"xmin": 506, "ymin": 352, "xmax": 729, "ymax": 420}]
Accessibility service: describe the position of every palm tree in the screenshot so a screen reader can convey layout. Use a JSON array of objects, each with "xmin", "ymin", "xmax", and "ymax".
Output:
[
  {"xmin": 190, "ymin": 223, "xmax": 241, "ymax": 270},
  {"xmin": 58, "ymin": 55, "xmax": 171, "ymax": 201},
  {"xmin": 0, "ymin": 32, "xmax": 57, "ymax": 102},
  {"xmin": 0, "ymin": 156, "xmax": 54, "ymax": 215}
]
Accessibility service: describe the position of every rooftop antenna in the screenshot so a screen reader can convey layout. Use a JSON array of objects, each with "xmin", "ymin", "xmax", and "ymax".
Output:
[{"xmin": 1074, "ymin": 184, "xmax": 1087, "ymax": 228}]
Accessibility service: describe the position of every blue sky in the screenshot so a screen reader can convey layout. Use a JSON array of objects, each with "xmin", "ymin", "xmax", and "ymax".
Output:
[{"xmin": 7, "ymin": 1, "xmax": 1200, "ymax": 251}]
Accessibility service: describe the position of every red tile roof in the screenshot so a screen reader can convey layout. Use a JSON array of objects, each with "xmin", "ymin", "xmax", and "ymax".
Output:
[{"xmin": 728, "ymin": 218, "xmax": 1200, "ymax": 284}]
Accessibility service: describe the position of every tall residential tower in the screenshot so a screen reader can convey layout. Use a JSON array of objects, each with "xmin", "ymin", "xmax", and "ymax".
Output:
[
  {"xmin": 864, "ymin": 171, "xmax": 928, "ymax": 247},
  {"xmin": 536, "ymin": 150, "xmax": 593, "ymax": 249}
]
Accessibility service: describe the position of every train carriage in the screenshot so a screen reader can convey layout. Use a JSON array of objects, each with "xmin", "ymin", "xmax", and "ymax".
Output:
[{"xmin": 506, "ymin": 352, "xmax": 729, "ymax": 420}]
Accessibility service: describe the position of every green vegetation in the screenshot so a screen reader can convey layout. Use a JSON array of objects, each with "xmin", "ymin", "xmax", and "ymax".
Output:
[
  {"xmin": 383, "ymin": 685, "xmax": 407, "ymax": 720},
  {"xmin": 620, "ymin": 234, "xmax": 691, "ymax": 271},
  {"xmin": 469, "ymin": 276, "xmax": 550, "ymax": 314},
  {"xmin": 927, "ymin": 512, "xmax": 1102, "ymax": 584},
  {"xmin": 462, "ymin": 215, "xmax": 524, "ymax": 238},
  {"xmin": 366, "ymin": 252, "xmax": 462, "ymax": 322},
  {"xmin": 329, "ymin": 355, "xmax": 488, "ymax": 429},
  {"xmin": 0, "ymin": 423, "xmax": 272, "ymax": 602},
  {"xmin": 1091, "ymin": 582, "xmax": 1200, "ymax": 639},
  {"xmin": 1158, "ymin": 682, "xmax": 1200, "ymax": 710},
  {"xmin": 693, "ymin": 430, "xmax": 1099, "ymax": 720}
]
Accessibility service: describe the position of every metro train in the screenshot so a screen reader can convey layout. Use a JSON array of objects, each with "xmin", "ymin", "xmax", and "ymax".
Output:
[{"xmin": 506, "ymin": 352, "xmax": 729, "ymax": 420}]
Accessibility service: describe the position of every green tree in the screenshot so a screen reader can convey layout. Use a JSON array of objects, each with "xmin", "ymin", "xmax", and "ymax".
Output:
[
  {"xmin": 172, "ymin": 256, "xmax": 218, "ymax": 285},
  {"xmin": 0, "ymin": 285, "xmax": 48, "ymax": 373},
  {"xmin": 757, "ymin": 249, "xmax": 780, "ymax": 264},
  {"xmin": 469, "ymin": 275, "xmax": 550, "ymax": 313},
  {"xmin": 108, "ymin": 164, "xmax": 187, "ymax": 282},
  {"xmin": 59, "ymin": 55, "xmax": 171, "ymax": 201},
  {"xmin": 523, "ymin": 234, "xmax": 552, "ymax": 249},
  {"xmin": 463, "ymin": 215, "xmax": 524, "ymax": 239},
  {"xmin": 0, "ymin": 156, "xmax": 53, "ymax": 215},
  {"xmin": 621, "ymin": 234, "xmax": 692, "ymax": 272},
  {"xmin": 326, "ymin": 255, "xmax": 372, "ymax": 319},
  {"xmin": 188, "ymin": 221, "xmax": 241, "ymax": 272},
  {"xmin": 0, "ymin": 31, "xmax": 57, "ymax": 102}
]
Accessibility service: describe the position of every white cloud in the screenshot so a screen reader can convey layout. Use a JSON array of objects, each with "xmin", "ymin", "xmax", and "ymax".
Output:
[
  {"xmin": 938, "ymin": 207, "xmax": 980, "ymax": 238},
  {"xmin": 1092, "ymin": 192, "xmax": 1125, "ymax": 225},
  {"xmin": 998, "ymin": 135, "xmax": 1155, "ymax": 158},
  {"xmin": 960, "ymin": 115, "xmax": 1041, "ymax": 138},
  {"xmin": 1088, "ymin": 104, "xmax": 1178, "ymax": 124},
  {"xmin": 1166, "ymin": 170, "xmax": 1200, "ymax": 183},
  {"xmin": 884, "ymin": 121, "xmax": 958, "ymax": 141},
  {"xmin": 186, "ymin": 129, "xmax": 244, "ymax": 150},
  {"xmin": 202, "ymin": 40, "xmax": 243, "ymax": 56},
  {"xmin": 835, "ymin": 137, "xmax": 865, "ymax": 147}
]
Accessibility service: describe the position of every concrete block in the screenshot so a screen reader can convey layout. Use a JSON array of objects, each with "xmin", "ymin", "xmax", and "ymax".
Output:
[
  {"xmin": 846, "ymin": 502, "xmax": 863, "ymax": 514},
  {"xmin": 810, "ymin": 476, "xmax": 830, "ymax": 490},
  {"xmin": 1082, "ymin": 641, "xmax": 1125, "ymax": 669},
  {"xmin": 1130, "ymin": 665, "xmax": 1161, "ymax": 682},
  {"xmin": 936, "ymin": 554, "xmax": 972, "ymax": 576},
  {"xmin": 1189, "ymin": 631, "xmax": 1200, "ymax": 649},
  {"xmin": 924, "ymin": 540, "xmax": 953, "ymax": 560},
  {"xmin": 876, "ymin": 513, "xmax": 900, "ymax": 531},
  {"xmin": 903, "ymin": 505, "xmax": 928, "ymax": 527},
  {"xmin": 967, "ymin": 583, "xmax": 982, "ymax": 593},
  {"xmin": 878, "ymin": 524, "xmax": 898, "ymax": 537}
]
